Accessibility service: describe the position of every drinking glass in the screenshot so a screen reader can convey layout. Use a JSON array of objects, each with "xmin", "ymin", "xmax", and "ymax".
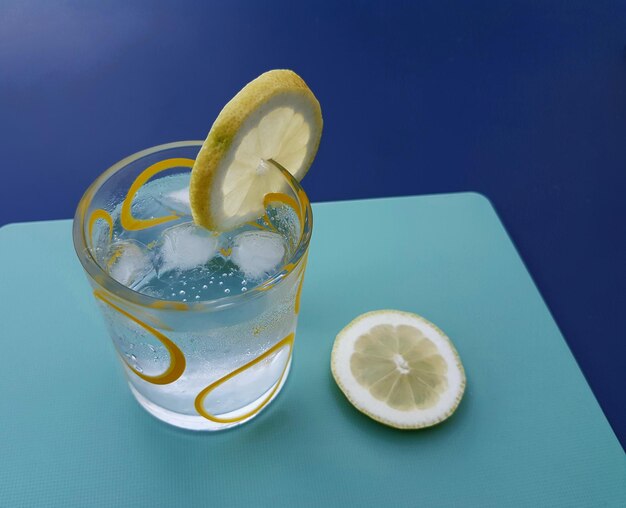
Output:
[{"xmin": 73, "ymin": 141, "xmax": 312, "ymax": 430}]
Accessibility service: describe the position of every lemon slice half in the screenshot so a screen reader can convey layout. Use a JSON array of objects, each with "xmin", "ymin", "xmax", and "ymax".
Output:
[
  {"xmin": 331, "ymin": 310, "xmax": 466, "ymax": 429},
  {"xmin": 190, "ymin": 69, "xmax": 322, "ymax": 231}
]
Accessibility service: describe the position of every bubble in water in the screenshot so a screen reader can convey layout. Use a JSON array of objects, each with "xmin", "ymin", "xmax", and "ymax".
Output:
[
  {"xmin": 202, "ymin": 285, "xmax": 208, "ymax": 289},
  {"xmin": 219, "ymin": 281, "xmax": 223, "ymax": 286},
  {"xmin": 179, "ymin": 290, "xmax": 186, "ymax": 296},
  {"xmin": 241, "ymin": 280, "xmax": 247, "ymax": 285},
  {"xmin": 224, "ymin": 289, "xmax": 230, "ymax": 294},
  {"xmin": 130, "ymin": 354, "xmax": 137, "ymax": 361},
  {"xmin": 195, "ymin": 295, "xmax": 200, "ymax": 300},
  {"xmin": 241, "ymin": 287, "xmax": 248, "ymax": 292}
]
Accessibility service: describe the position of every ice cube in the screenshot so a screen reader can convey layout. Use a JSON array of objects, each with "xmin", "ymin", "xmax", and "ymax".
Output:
[
  {"xmin": 155, "ymin": 222, "xmax": 218, "ymax": 275},
  {"xmin": 127, "ymin": 174, "xmax": 191, "ymax": 221},
  {"xmin": 157, "ymin": 185, "xmax": 191, "ymax": 216},
  {"xmin": 231, "ymin": 231, "xmax": 286, "ymax": 281},
  {"xmin": 106, "ymin": 240, "xmax": 155, "ymax": 290}
]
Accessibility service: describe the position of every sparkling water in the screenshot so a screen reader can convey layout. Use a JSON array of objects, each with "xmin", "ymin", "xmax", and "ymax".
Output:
[
  {"xmin": 98, "ymin": 173, "xmax": 294, "ymax": 301},
  {"xmin": 89, "ymin": 170, "xmax": 304, "ymax": 429}
]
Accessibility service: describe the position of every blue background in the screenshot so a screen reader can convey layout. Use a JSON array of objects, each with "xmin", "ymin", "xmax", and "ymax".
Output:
[{"xmin": 0, "ymin": 0, "xmax": 624, "ymax": 448}]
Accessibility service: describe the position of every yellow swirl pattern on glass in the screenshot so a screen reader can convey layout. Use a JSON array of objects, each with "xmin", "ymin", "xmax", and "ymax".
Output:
[
  {"xmin": 294, "ymin": 252, "xmax": 309, "ymax": 315},
  {"xmin": 106, "ymin": 246, "xmax": 123, "ymax": 270},
  {"xmin": 246, "ymin": 221, "xmax": 268, "ymax": 231},
  {"xmin": 253, "ymin": 186, "xmax": 308, "ymax": 294},
  {"xmin": 264, "ymin": 191, "xmax": 304, "ymax": 237},
  {"xmin": 194, "ymin": 333, "xmax": 294, "ymax": 423},
  {"xmin": 120, "ymin": 158, "xmax": 195, "ymax": 231},
  {"xmin": 94, "ymin": 288, "xmax": 174, "ymax": 331},
  {"xmin": 94, "ymin": 289, "xmax": 186, "ymax": 385},
  {"xmin": 246, "ymin": 218, "xmax": 277, "ymax": 233},
  {"xmin": 146, "ymin": 300, "xmax": 189, "ymax": 311}
]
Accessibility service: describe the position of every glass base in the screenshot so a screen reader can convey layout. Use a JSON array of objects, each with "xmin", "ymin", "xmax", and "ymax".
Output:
[{"xmin": 129, "ymin": 359, "xmax": 292, "ymax": 431}]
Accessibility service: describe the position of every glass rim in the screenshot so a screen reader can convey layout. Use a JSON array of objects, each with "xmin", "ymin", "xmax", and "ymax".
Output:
[{"xmin": 72, "ymin": 140, "xmax": 313, "ymax": 312}]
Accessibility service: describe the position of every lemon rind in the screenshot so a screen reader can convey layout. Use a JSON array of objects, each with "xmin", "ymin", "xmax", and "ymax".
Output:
[
  {"xmin": 331, "ymin": 309, "xmax": 466, "ymax": 430},
  {"xmin": 190, "ymin": 69, "xmax": 323, "ymax": 231}
]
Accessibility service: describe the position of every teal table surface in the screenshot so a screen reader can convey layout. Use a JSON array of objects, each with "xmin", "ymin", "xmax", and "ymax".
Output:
[{"xmin": 0, "ymin": 193, "xmax": 624, "ymax": 507}]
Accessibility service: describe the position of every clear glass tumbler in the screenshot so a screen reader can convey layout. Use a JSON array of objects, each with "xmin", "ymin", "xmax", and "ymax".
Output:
[{"xmin": 73, "ymin": 141, "xmax": 312, "ymax": 430}]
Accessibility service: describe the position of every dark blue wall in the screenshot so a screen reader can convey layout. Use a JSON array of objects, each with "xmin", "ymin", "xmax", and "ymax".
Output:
[{"xmin": 1, "ymin": 0, "xmax": 624, "ymax": 447}]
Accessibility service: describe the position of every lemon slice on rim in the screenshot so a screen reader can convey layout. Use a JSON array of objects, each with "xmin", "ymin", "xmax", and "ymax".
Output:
[
  {"xmin": 331, "ymin": 310, "xmax": 466, "ymax": 429},
  {"xmin": 190, "ymin": 69, "xmax": 323, "ymax": 231}
]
